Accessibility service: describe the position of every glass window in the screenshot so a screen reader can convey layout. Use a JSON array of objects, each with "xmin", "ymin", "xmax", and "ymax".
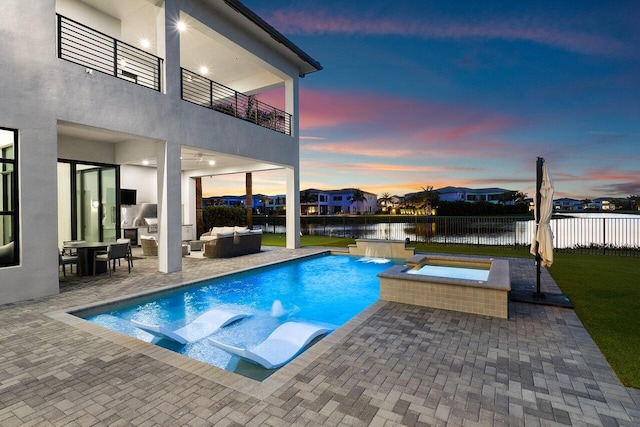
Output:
[{"xmin": 0, "ymin": 128, "xmax": 18, "ymax": 267}]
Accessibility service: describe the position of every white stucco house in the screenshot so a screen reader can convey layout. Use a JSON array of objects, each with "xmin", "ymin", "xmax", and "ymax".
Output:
[
  {"xmin": 436, "ymin": 186, "xmax": 511, "ymax": 204},
  {"xmin": 300, "ymin": 188, "xmax": 378, "ymax": 215},
  {"xmin": 0, "ymin": 0, "xmax": 321, "ymax": 304}
]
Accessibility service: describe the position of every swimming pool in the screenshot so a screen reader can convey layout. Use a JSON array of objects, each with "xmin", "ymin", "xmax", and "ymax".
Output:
[{"xmin": 81, "ymin": 253, "xmax": 401, "ymax": 378}]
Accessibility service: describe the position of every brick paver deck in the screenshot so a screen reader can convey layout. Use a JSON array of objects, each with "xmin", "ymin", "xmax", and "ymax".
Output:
[{"xmin": 1, "ymin": 247, "xmax": 638, "ymax": 426}]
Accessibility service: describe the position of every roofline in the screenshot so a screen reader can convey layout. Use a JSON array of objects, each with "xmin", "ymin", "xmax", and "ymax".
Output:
[{"xmin": 223, "ymin": 0, "xmax": 323, "ymax": 76}]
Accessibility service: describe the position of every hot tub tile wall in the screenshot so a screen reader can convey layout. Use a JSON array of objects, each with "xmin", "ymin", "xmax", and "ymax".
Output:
[
  {"xmin": 379, "ymin": 258, "xmax": 511, "ymax": 319},
  {"xmin": 380, "ymin": 277, "xmax": 508, "ymax": 318}
]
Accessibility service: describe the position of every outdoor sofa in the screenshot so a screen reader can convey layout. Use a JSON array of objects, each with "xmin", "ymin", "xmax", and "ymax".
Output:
[{"xmin": 200, "ymin": 226, "xmax": 262, "ymax": 258}]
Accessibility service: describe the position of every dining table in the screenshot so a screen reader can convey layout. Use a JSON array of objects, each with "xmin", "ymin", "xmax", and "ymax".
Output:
[{"xmin": 63, "ymin": 241, "xmax": 109, "ymax": 276}]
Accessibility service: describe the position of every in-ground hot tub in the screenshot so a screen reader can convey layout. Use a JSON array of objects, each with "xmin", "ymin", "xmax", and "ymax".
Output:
[{"xmin": 378, "ymin": 254, "xmax": 511, "ymax": 318}]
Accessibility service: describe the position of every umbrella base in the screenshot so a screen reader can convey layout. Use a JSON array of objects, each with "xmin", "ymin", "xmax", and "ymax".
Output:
[{"xmin": 510, "ymin": 290, "xmax": 573, "ymax": 308}]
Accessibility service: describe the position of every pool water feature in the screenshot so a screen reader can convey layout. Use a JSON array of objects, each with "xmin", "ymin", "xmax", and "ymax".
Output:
[{"xmin": 77, "ymin": 253, "xmax": 402, "ymax": 379}]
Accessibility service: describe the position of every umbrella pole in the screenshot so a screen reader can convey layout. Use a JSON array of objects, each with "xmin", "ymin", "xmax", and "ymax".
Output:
[{"xmin": 534, "ymin": 157, "xmax": 544, "ymax": 299}]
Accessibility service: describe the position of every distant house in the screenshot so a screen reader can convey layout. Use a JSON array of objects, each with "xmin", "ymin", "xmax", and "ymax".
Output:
[
  {"xmin": 589, "ymin": 198, "xmax": 616, "ymax": 211},
  {"xmin": 203, "ymin": 195, "xmax": 269, "ymax": 212},
  {"xmin": 301, "ymin": 188, "xmax": 377, "ymax": 215},
  {"xmin": 553, "ymin": 198, "xmax": 583, "ymax": 211},
  {"xmin": 379, "ymin": 195, "xmax": 404, "ymax": 213},
  {"xmin": 436, "ymin": 187, "xmax": 512, "ymax": 204}
]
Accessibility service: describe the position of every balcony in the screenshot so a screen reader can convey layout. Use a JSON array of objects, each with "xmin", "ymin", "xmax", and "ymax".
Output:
[
  {"xmin": 57, "ymin": 14, "xmax": 163, "ymax": 92},
  {"xmin": 181, "ymin": 68, "xmax": 292, "ymax": 136}
]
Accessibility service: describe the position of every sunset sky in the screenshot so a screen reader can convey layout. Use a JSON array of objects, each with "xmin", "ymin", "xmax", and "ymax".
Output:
[{"xmin": 204, "ymin": 0, "xmax": 639, "ymax": 200}]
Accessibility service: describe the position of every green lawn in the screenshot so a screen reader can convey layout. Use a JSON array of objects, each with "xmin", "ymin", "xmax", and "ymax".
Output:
[{"xmin": 262, "ymin": 233, "xmax": 640, "ymax": 388}]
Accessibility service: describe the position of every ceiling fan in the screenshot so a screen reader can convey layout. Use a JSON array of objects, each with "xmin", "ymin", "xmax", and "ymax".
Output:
[{"xmin": 180, "ymin": 152, "xmax": 216, "ymax": 166}]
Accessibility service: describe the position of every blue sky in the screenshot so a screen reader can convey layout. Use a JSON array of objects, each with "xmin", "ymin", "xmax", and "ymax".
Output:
[{"xmin": 207, "ymin": 0, "xmax": 640, "ymax": 200}]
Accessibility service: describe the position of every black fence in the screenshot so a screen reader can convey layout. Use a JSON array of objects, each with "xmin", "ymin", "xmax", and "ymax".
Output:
[
  {"xmin": 253, "ymin": 215, "xmax": 640, "ymax": 256},
  {"xmin": 181, "ymin": 68, "xmax": 292, "ymax": 135},
  {"xmin": 57, "ymin": 14, "xmax": 163, "ymax": 91}
]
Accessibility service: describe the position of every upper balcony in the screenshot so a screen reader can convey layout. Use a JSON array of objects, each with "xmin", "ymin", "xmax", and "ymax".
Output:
[
  {"xmin": 181, "ymin": 68, "xmax": 291, "ymax": 135},
  {"xmin": 57, "ymin": 14, "xmax": 163, "ymax": 91},
  {"xmin": 54, "ymin": 0, "xmax": 298, "ymax": 136},
  {"xmin": 176, "ymin": 11, "xmax": 292, "ymax": 135}
]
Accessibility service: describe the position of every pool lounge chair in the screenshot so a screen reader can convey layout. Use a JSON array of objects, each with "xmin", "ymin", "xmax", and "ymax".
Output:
[
  {"xmin": 208, "ymin": 322, "xmax": 330, "ymax": 369},
  {"xmin": 131, "ymin": 309, "xmax": 249, "ymax": 344}
]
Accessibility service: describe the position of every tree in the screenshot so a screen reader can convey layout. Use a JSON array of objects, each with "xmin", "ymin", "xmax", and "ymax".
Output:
[
  {"xmin": 378, "ymin": 192, "xmax": 392, "ymax": 212},
  {"xmin": 581, "ymin": 199, "xmax": 592, "ymax": 208},
  {"xmin": 498, "ymin": 190, "xmax": 527, "ymax": 204},
  {"xmin": 349, "ymin": 189, "xmax": 366, "ymax": 214},
  {"xmin": 628, "ymin": 195, "xmax": 640, "ymax": 210}
]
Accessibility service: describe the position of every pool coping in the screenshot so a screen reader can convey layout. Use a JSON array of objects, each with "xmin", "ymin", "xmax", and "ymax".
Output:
[{"xmin": 46, "ymin": 249, "xmax": 388, "ymax": 400}]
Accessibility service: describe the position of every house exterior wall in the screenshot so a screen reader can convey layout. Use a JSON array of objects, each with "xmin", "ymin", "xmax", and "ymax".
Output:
[{"xmin": 0, "ymin": 0, "xmax": 315, "ymax": 304}]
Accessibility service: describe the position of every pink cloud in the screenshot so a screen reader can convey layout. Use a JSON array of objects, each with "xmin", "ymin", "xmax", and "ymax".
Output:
[
  {"xmin": 299, "ymin": 88, "xmax": 522, "ymax": 155},
  {"xmin": 266, "ymin": 11, "xmax": 626, "ymax": 57}
]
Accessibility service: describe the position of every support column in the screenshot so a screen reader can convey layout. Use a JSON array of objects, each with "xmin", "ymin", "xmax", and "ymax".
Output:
[
  {"xmin": 156, "ymin": 141, "xmax": 182, "ymax": 273},
  {"xmin": 285, "ymin": 166, "xmax": 300, "ymax": 248},
  {"xmin": 246, "ymin": 172, "xmax": 253, "ymax": 228},
  {"xmin": 285, "ymin": 76, "xmax": 300, "ymax": 248},
  {"xmin": 195, "ymin": 177, "xmax": 203, "ymax": 237}
]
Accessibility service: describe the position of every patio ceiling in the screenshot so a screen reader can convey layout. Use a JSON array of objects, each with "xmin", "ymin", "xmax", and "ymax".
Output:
[
  {"xmin": 76, "ymin": 0, "xmax": 284, "ymax": 92},
  {"xmin": 57, "ymin": 121, "xmax": 281, "ymax": 176}
]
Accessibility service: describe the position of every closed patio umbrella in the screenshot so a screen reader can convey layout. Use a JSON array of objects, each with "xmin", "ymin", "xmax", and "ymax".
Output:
[{"xmin": 530, "ymin": 157, "xmax": 554, "ymax": 297}]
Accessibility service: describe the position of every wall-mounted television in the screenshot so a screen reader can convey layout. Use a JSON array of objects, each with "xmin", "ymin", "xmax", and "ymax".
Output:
[{"xmin": 120, "ymin": 189, "xmax": 137, "ymax": 205}]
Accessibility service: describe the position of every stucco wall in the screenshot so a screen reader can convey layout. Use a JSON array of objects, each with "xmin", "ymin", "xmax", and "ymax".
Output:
[{"xmin": 0, "ymin": 0, "xmax": 303, "ymax": 304}]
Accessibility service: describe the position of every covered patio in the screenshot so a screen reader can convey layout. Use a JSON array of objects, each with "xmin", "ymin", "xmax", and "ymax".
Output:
[{"xmin": 1, "ymin": 248, "xmax": 638, "ymax": 425}]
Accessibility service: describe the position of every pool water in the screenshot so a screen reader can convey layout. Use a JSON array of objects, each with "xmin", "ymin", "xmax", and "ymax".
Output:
[
  {"xmin": 408, "ymin": 264, "xmax": 490, "ymax": 281},
  {"xmin": 82, "ymin": 253, "xmax": 400, "ymax": 376}
]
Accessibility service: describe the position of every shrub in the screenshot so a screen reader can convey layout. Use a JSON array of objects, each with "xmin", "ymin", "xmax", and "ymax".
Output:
[{"xmin": 203, "ymin": 206, "xmax": 246, "ymax": 229}]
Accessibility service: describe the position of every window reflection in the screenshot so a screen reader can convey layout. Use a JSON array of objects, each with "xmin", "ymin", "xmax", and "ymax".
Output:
[{"xmin": 0, "ymin": 127, "xmax": 18, "ymax": 267}]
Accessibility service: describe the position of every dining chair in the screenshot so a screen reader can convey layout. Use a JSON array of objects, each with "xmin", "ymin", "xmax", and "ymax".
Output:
[
  {"xmin": 93, "ymin": 243, "xmax": 131, "ymax": 276},
  {"xmin": 62, "ymin": 240, "xmax": 85, "ymax": 256},
  {"xmin": 116, "ymin": 238, "xmax": 133, "ymax": 269},
  {"xmin": 59, "ymin": 248, "xmax": 78, "ymax": 277}
]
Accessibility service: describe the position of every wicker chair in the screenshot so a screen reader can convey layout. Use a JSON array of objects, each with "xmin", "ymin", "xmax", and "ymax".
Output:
[{"xmin": 140, "ymin": 235, "xmax": 158, "ymax": 256}]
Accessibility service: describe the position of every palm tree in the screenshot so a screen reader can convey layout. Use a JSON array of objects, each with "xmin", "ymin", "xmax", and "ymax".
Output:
[
  {"xmin": 405, "ymin": 186, "xmax": 439, "ymax": 214},
  {"xmin": 378, "ymin": 192, "xmax": 392, "ymax": 212},
  {"xmin": 498, "ymin": 190, "xmax": 527, "ymax": 204},
  {"xmin": 349, "ymin": 189, "xmax": 366, "ymax": 214}
]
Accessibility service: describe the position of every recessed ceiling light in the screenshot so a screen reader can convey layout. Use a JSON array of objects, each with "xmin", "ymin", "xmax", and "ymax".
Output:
[
  {"xmin": 142, "ymin": 160, "xmax": 149, "ymax": 166},
  {"xmin": 140, "ymin": 39, "xmax": 150, "ymax": 48},
  {"xmin": 209, "ymin": 160, "xmax": 216, "ymax": 166},
  {"xmin": 199, "ymin": 66, "xmax": 208, "ymax": 75},
  {"xmin": 177, "ymin": 21, "xmax": 187, "ymax": 31}
]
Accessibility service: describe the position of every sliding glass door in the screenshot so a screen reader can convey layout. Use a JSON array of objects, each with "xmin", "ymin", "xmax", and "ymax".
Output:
[{"xmin": 58, "ymin": 160, "xmax": 120, "ymax": 245}]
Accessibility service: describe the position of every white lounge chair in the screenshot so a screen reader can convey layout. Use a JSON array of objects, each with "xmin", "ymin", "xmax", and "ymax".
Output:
[
  {"xmin": 208, "ymin": 321, "xmax": 330, "ymax": 369},
  {"xmin": 131, "ymin": 309, "xmax": 248, "ymax": 344}
]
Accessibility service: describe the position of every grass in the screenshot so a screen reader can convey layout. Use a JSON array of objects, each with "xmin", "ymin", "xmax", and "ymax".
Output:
[
  {"xmin": 261, "ymin": 233, "xmax": 640, "ymax": 388},
  {"xmin": 549, "ymin": 253, "xmax": 640, "ymax": 389}
]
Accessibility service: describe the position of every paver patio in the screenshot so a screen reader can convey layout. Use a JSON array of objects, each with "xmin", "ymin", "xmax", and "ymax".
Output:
[{"xmin": 1, "ymin": 247, "xmax": 639, "ymax": 426}]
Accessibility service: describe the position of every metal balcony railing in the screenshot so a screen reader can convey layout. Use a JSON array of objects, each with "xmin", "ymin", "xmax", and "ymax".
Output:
[
  {"xmin": 252, "ymin": 214, "xmax": 640, "ymax": 257},
  {"xmin": 181, "ymin": 68, "xmax": 292, "ymax": 135},
  {"xmin": 57, "ymin": 14, "xmax": 163, "ymax": 92}
]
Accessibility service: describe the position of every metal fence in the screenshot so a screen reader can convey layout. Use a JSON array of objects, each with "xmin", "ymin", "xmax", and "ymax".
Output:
[
  {"xmin": 181, "ymin": 68, "xmax": 292, "ymax": 135},
  {"xmin": 57, "ymin": 14, "xmax": 163, "ymax": 91},
  {"xmin": 254, "ymin": 215, "xmax": 640, "ymax": 256}
]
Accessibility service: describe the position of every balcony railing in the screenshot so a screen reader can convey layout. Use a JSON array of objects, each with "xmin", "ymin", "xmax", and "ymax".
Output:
[
  {"xmin": 57, "ymin": 14, "xmax": 163, "ymax": 92},
  {"xmin": 181, "ymin": 68, "xmax": 292, "ymax": 135}
]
